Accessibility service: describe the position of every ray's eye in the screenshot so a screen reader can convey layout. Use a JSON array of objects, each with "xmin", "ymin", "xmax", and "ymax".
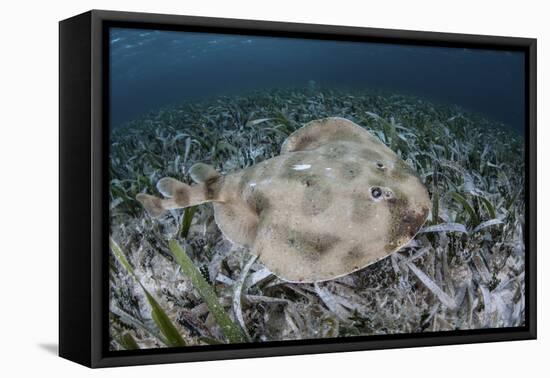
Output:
[
  {"xmin": 371, "ymin": 187, "xmax": 382, "ymax": 199},
  {"xmin": 376, "ymin": 161, "xmax": 386, "ymax": 171}
]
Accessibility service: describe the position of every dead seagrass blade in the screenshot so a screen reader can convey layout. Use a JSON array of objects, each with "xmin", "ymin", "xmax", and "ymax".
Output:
[{"xmin": 137, "ymin": 117, "xmax": 431, "ymax": 283}]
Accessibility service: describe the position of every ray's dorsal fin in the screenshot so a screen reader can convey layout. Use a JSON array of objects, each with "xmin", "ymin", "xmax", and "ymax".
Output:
[
  {"xmin": 157, "ymin": 177, "xmax": 189, "ymax": 204},
  {"xmin": 189, "ymin": 162, "xmax": 221, "ymax": 183},
  {"xmin": 281, "ymin": 117, "xmax": 381, "ymax": 154}
]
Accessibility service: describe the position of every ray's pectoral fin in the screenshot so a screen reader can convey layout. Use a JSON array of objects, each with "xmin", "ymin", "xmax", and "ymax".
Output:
[
  {"xmin": 213, "ymin": 202, "xmax": 259, "ymax": 248},
  {"xmin": 136, "ymin": 164, "xmax": 223, "ymax": 217}
]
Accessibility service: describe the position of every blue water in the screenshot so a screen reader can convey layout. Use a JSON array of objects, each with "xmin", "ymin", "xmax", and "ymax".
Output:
[{"xmin": 109, "ymin": 27, "xmax": 525, "ymax": 133}]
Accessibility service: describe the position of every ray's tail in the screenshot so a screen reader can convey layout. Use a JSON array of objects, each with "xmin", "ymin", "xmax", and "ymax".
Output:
[{"xmin": 136, "ymin": 163, "xmax": 221, "ymax": 217}]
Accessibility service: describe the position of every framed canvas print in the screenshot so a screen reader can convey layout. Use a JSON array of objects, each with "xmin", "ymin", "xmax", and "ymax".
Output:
[{"xmin": 59, "ymin": 10, "xmax": 536, "ymax": 368}]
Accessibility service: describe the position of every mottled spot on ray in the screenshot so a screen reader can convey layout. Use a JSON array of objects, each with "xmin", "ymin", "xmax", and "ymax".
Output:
[
  {"xmin": 173, "ymin": 186, "xmax": 189, "ymax": 205},
  {"xmin": 280, "ymin": 226, "xmax": 340, "ymax": 260},
  {"xmin": 320, "ymin": 144, "xmax": 348, "ymax": 159},
  {"xmin": 203, "ymin": 177, "xmax": 222, "ymax": 200},
  {"xmin": 340, "ymin": 161, "xmax": 362, "ymax": 180},
  {"xmin": 385, "ymin": 195, "xmax": 427, "ymax": 252},
  {"xmin": 344, "ymin": 244, "xmax": 364, "ymax": 270},
  {"xmin": 290, "ymin": 133, "xmax": 319, "ymax": 152},
  {"xmin": 359, "ymin": 147, "xmax": 384, "ymax": 162},
  {"xmin": 302, "ymin": 177, "xmax": 332, "ymax": 216},
  {"xmin": 246, "ymin": 189, "xmax": 271, "ymax": 214}
]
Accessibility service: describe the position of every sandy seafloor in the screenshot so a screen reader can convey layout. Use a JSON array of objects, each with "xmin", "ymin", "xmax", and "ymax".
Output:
[{"xmin": 108, "ymin": 88, "xmax": 525, "ymax": 350}]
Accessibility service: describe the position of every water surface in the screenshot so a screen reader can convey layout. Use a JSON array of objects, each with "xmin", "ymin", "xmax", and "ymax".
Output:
[{"xmin": 109, "ymin": 27, "xmax": 525, "ymax": 134}]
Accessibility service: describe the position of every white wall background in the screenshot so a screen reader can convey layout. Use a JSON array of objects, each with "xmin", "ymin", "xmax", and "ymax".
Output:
[{"xmin": 0, "ymin": 0, "xmax": 546, "ymax": 376}]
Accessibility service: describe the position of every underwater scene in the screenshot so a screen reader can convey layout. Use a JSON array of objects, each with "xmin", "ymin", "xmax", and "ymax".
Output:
[{"xmin": 108, "ymin": 27, "xmax": 526, "ymax": 351}]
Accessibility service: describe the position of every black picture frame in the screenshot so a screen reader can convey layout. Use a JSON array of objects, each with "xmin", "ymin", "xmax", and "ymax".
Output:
[{"xmin": 59, "ymin": 9, "xmax": 537, "ymax": 368}]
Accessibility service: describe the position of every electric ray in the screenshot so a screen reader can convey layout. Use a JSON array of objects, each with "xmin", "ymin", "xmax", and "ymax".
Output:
[{"xmin": 137, "ymin": 117, "xmax": 431, "ymax": 283}]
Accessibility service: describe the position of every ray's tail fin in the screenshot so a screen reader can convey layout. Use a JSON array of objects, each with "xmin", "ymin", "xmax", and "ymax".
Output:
[
  {"xmin": 135, "ymin": 193, "xmax": 177, "ymax": 217},
  {"xmin": 136, "ymin": 163, "xmax": 222, "ymax": 217}
]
